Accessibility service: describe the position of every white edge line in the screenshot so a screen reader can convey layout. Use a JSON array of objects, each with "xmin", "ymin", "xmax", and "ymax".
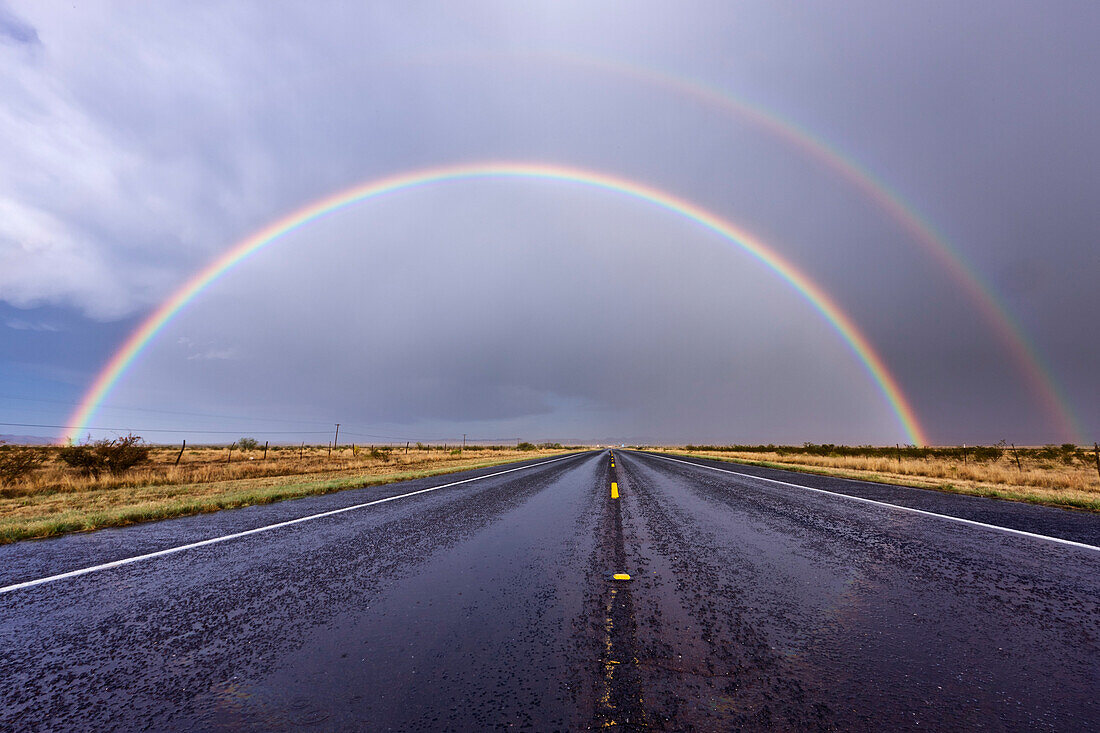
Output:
[
  {"xmin": 0, "ymin": 452, "xmax": 587, "ymax": 595},
  {"xmin": 641, "ymin": 452, "xmax": 1100, "ymax": 553}
]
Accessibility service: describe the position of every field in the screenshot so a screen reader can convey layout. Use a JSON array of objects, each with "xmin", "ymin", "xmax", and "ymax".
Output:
[
  {"xmin": 4, "ymin": 440, "xmax": 1098, "ymax": 546},
  {"xmin": 0, "ymin": 443, "xmax": 570, "ymax": 544},
  {"xmin": 669, "ymin": 444, "xmax": 1100, "ymax": 511}
]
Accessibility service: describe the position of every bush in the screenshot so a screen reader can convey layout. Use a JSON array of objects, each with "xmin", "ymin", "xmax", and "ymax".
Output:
[
  {"xmin": 59, "ymin": 443, "xmax": 104, "ymax": 477},
  {"xmin": 237, "ymin": 437, "xmax": 260, "ymax": 451},
  {"xmin": 516, "ymin": 442, "xmax": 536, "ymax": 451},
  {"xmin": 0, "ymin": 442, "xmax": 46, "ymax": 484},
  {"xmin": 369, "ymin": 446, "xmax": 391, "ymax": 460},
  {"xmin": 60, "ymin": 434, "xmax": 151, "ymax": 477}
]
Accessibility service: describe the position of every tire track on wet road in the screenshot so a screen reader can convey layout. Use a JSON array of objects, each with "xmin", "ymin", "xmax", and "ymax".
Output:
[
  {"xmin": 0, "ymin": 453, "xmax": 585, "ymax": 595},
  {"xmin": 619, "ymin": 449, "xmax": 1100, "ymax": 730},
  {"xmin": 1, "ymin": 451, "xmax": 602, "ymax": 730}
]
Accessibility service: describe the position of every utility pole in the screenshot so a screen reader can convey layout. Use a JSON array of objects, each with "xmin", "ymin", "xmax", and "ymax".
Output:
[{"xmin": 333, "ymin": 423, "xmax": 340, "ymax": 454}]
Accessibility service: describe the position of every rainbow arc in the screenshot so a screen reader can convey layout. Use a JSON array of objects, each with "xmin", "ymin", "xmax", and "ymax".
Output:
[
  {"xmin": 64, "ymin": 162, "xmax": 928, "ymax": 446},
  {"xmin": 534, "ymin": 51, "xmax": 1082, "ymax": 441}
]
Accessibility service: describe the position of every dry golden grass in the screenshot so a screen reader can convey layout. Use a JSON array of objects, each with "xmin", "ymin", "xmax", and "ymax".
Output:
[
  {"xmin": 0, "ymin": 445, "xmax": 569, "ymax": 544},
  {"xmin": 671, "ymin": 448, "xmax": 1100, "ymax": 511}
]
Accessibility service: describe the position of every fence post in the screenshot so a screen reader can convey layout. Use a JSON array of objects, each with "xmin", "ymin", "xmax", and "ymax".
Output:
[
  {"xmin": 405, "ymin": 441, "xmax": 409, "ymax": 455},
  {"xmin": 175, "ymin": 439, "xmax": 186, "ymax": 466},
  {"xmin": 961, "ymin": 443, "xmax": 967, "ymax": 464},
  {"xmin": 263, "ymin": 441, "xmax": 268, "ymax": 461},
  {"xmin": 896, "ymin": 443, "xmax": 902, "ymax": 470},
  {"xmin": 1094, "ymin": 443, "xmax": 1099, "ymax": 479},
  {"xmin": 227, "ymin": 444, "xmax": 232, "ymax": 464},
  {"xmin": 1011, "ymin": 443, "xmax": 1022, "ymax": 472}
]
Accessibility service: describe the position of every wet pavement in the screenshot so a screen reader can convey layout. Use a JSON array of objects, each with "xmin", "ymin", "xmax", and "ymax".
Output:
[{"xmin": 2, "ymin": 449, "xmax": 1098, "ymax": 730}]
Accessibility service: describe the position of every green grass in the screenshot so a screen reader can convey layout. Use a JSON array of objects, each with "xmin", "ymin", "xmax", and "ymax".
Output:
[{"xmin": 0, "ymin": 454, "xmax": 552, "ymax": 545}]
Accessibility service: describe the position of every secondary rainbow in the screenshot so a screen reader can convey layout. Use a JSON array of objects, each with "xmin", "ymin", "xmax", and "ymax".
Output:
[
  {"xmin": 528, "ymin": 51, "xmax": 1083, "ymax": 442},
  {"xmin": 64, "ymin": 162, "xmax": 928, "ymax": 445}
]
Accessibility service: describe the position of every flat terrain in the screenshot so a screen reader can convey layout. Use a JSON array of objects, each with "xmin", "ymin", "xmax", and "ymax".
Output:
[
  {"xmin": 673, "ymin": 445, "xmax": 1100, "ymax": 511},
  {"xmin": 0, "ymin": 446, "xmax": 565, "ymax": 543},
  {"xmin": 2, "ymin": 450, "xmax": 1098, "ymax": 730}
]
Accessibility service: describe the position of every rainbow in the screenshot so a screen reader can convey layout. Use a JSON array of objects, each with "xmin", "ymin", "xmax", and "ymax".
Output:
[
  {"xmin": 63, "ymin": 162, "xmax": 928, "ymax": 445},
  {"xmin": 525, "ymin": 51, "xmax": 1084, "ymax": 442}
]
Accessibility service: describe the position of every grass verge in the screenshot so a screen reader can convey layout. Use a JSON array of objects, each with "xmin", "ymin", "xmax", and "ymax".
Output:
[
  {"xmin": 660, "ymin": 451, "xmax": 1100, "ymax": 513},
  {"xmin": 0, "ymin": 452, "xmax": 569, "ymax": 545}
]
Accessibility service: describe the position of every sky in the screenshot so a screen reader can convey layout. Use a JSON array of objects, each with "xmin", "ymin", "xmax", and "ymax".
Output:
[{"xmin": 1, "ymin": 1, "xmax": 1097, "ymax": 446}]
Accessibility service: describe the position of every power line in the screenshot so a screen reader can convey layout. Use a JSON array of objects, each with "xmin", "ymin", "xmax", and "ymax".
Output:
[
  {"xmin": 0, "ymin": 394, "xmax": 336, "ymax": 426},
  {"xmin": 0, "ymin": 418, "xmax": 526, "ymax": 444},
  {"xmin": 340, "ymin": 430, "xmax": 520, "ymax": 443},
  {"xmin": 0, "ymin": 397, "xmax": 524, "ymax": 439},
  {"xmin": 0, "ymin": 422, "xmax": 332, "ymax": 435}
]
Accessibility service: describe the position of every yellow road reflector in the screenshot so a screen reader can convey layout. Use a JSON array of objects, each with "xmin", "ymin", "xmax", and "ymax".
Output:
[
  {"xmin": 612, "ymin": 573, "xmax": 631, "ymax": 581},
  {"xmin": 611, "ymin": 482, "xmax": 619, "ymax": 498}
]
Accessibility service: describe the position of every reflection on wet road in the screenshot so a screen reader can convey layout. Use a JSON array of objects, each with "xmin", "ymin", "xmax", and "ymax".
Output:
[{"xmin": 2, "ymin": 450, "xmax": 1098, "ymax": 730}]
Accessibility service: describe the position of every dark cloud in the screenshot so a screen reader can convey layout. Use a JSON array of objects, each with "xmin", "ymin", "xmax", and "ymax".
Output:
[
  {"xmin": 0, "ymin": 4, "xmax": 38, "ymax": 45},
  {"xmin": 1, "ymin": 2, "xmax": 1096, "ymax": 444}
]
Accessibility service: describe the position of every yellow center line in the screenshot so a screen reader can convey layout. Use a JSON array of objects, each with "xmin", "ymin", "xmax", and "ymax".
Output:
[{"xmin": 611, "ymin": 481, "xmax": 619, "ymax": 499}]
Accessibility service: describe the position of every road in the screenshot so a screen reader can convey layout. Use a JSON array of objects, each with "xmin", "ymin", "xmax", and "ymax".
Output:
[{"xmin": 1, "ymin": 450, "xmax": 1098, "ymax": 730}]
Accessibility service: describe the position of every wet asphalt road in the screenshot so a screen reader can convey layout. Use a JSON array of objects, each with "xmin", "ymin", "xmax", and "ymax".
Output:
[{"xmin": 1, "ymin": 449, "xmax": 1098, "ymax": 730}]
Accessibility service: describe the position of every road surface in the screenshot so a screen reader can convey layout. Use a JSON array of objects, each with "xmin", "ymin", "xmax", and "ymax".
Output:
[{"xmin": 1, "ymin": 450, "xmax": 1098, "ymax": 730}]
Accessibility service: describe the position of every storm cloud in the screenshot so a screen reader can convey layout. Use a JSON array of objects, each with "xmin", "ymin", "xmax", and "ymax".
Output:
[{"xmin": 1, "ymin": 1, "xmax": 1097, "ymax": 445}]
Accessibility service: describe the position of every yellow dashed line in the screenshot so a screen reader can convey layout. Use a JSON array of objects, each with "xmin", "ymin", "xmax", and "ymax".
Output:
[
  {"xmin": 611, "ymin": 482, "xmax": 619, "ymax": 499},
  {"xmin": 613, "ymin": 573, "xmax": 631, "ymax": 581}
]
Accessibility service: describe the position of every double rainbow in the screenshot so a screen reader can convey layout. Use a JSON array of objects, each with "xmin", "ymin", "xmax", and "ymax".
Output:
[{"xmin": 555, "ymin": 53, "xmax": 1082, "ymax": 441}]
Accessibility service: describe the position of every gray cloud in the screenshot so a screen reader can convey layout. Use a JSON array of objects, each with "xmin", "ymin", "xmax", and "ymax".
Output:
[
  {"xmin": 1, "ymin": 1, "xmax": 1096, "ymax": 444},
  {"xmin": 0, "ymin": 3, "xmax": 37, "ymax": 45}
]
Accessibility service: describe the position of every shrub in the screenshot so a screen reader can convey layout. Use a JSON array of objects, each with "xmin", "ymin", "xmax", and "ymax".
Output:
[
  {"xmin": 971, "ymin": 445, "xmax": 1003, "ymax": 462},
  {"xmin": 516, "ymin": 442, "xmax": 536, "ymax": 451},
  {"xmin": 237, "ymin": 437, "xmax": 260, "ymax": 451},
  {"xmin": 369, "ymin": 446, "xmax": 391, "ymax": 460},
  {"xmin": 0, "ymin": 442, "xmax": 46, "ymax": 484},
  {"xmin": 59, "ymin": 443, "xmax": 104, "ymax": 477},
  {"xmin": 60, "ymin": 434, "xmax": 151, "ymax": 477}
]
